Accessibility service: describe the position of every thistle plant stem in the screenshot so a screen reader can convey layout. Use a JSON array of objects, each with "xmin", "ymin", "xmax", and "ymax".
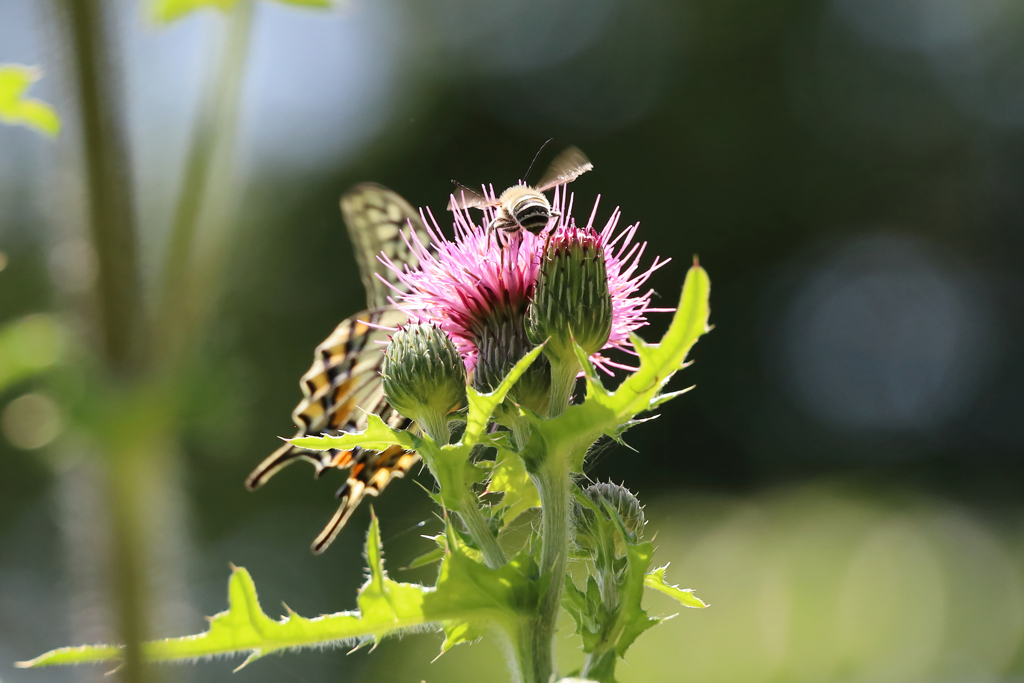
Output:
[
  {"xmin": 419, "ymin": 415, "xmax": 451, "ymax": 450},
  {"xmin": 547, "ymin": 358, "xmax": 580, "ymax": 418},
  {"xmin": 506, "ymin": 410, "xmax": 532, "ymax": 450},
  {"xmin": 456, "ymin": 490, "xmax": 507, "ymax": 570},
  {"xmin": 419, "ymin": 418, "xmax": 506, "ymax": 568},
  {"xmin": 527, "ymin": 454, "xmax": 574, "ymax": 682}
]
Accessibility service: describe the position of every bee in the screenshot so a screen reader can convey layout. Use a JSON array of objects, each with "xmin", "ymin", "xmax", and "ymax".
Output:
[{"xmin": 449, "ymin": 146, "xmax": 593, "ymax": 235}]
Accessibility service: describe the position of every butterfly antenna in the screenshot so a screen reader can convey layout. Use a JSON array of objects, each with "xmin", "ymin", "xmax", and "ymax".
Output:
[{"xmin": 524, "ymin": 138, "xmax": 554, "ymax": 184}]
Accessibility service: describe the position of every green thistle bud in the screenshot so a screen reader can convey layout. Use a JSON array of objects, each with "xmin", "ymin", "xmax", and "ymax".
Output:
[
  {"xmin": 528, "ymin": 227, "xmax": 613, "ymax": 365},
  {"xmin": 382, "ymin": 323, "xmax": 467, "ymax": 444},
  {"xmin": 527, "ymin": 227, "xmax": 612, "ymax": 416},
  {"xmin": 575, "ymin": 481, "xmax": 646, "ymax": 558}
]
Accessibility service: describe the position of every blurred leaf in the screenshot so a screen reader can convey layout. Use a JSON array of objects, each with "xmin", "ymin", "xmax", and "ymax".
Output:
[
  {"xmin": 488, "ymin": 446, "xmax": 541, "ymax": 526},
  {"xmin": 151, "ymin": 0, "xmax": 235, "ymax": 22},
  {"xmin": 273, "ymin": 0, "xmax": 331, "ymax": 7},
  {"xmin": 17, "ymin": 511, "xmax": 542, "ymax": 668},
  {"xmin": 0, "ymin": 315, "xmax": 65, "ymax": 393},
  {"xmin": 643, "ymin": 565, "xmax": 707, "ymax": 609},
  {"xmin": 151, "ymin": 0, "xmax": 329, "ymax": 23},
  {"xmin": 0, "ymin": 65, "xmax": 60, "ymax": 137}
]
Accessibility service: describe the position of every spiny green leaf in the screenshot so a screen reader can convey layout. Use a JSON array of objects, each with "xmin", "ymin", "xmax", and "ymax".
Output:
[
  {"xmin": 643, "ymin": 565, "xmax": 707, "ymax": 609},
  {"xmin": 464, "ymin": 344, "xmax": 545, "ymax": 445},
  {"xmin": 612, "ymin": 540, "xmax": 661, "ymax": 659},
  {"xmin": 532, "ymin": 263, "xmax": 710, "ymax": 471},
  {"xmin": 488, "ymin": 447, "xmax": 541, "ymax": 526},
  {"xmin": 17, "ymin": 513, "xmax": 537, "ymax": 668},
  {"xmin": 434, "ymin": 516, "xmax": 542, "ymax": 652},
  {"xmin": 0, "ymin": 66, "xmax": 60, "ymax": 137},
  {"xmin": 288, "ymin": 413, "xmax": 422, "ymax": 453},
  {"xmin": 404, "ymin": 546, "xmax": 444, "ymax": 570}
]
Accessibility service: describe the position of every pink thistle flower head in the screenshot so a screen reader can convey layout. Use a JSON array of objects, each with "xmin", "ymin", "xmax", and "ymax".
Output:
[{"xmin": 380, "ymin": 186, "xmax": 670, "ymax": 411}]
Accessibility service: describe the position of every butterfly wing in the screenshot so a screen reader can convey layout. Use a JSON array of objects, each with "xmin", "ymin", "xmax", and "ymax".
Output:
[
  {"xmin": 341, "ymin": 182, "xmax": 429, "ymax": 308},
  {"xmin": 246, "ymin": 184, "xmax": 430, "ymax": 553},
  {"xmin": 536, "ymin": 146, "xmax": 594, "ymax": 192}
]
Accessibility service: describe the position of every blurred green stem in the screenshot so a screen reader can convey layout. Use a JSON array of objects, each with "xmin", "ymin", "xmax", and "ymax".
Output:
[
  {"xmin": 57, "ymin": 0, "xmax": 147, "ymax": 680},
  {"xmin": 59, "ymin": 0, "xmax": 144, "ymax": 376},
  {"xmin": 155, "ymin": 0, "xmax": 254, "ymax": 362}
]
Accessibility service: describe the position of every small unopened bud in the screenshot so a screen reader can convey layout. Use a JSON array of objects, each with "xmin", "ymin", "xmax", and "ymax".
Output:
[
  {"xmin": 575, "ymin": 482, "xmax": 646, "ymax": 557},
  {"xmin": 528, "ymin": 227, "xmax": 613, "ymax": 364},
  {"xmin": 528, "ymin": 227, "xmax": 612, "ymax": 416},
  {"xmin": 382, "ymin": 323, "xmax": 466, "ymax": 444}
]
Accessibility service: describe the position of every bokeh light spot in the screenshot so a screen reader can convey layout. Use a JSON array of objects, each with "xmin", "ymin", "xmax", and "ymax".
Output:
[
  {"xmin": 781, "ymin": 235, "xmax": 993, "ymax": 437},
  {"xmin": 2, "ymin": 393, "xmax": 62, "ymax": 450}
]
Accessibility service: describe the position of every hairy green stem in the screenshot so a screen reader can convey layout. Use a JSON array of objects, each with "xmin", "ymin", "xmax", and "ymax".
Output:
[
  {"xmin": 155, "ymin": 0, "xmax": 253, "ymax": 362},
  {"xmin": 502, "ymin": 620, "xmax": 543, "ymax": 683},
  {"xmin": 547, "ymin": 358, "xmax": 579, "ymax": 418},
  {"xmin": 506, "ymin": 410, "xmax": 532, "ymax": 450},
  {"xmin": 527, "ymin": 456, "xmax": 574, "ymax": 682},
  {"xmin": 419, "ymin": 414, "xmax": 451, "ymax": 450},
  {"xmin": 456, "ymin": 490, "xmax": 507, "ymax": 570}
]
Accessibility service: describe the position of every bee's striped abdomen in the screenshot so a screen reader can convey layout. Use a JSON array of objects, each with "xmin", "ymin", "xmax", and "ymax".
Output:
[{"xmin": 509, "ymin": 192, "xmax": 551, "ymax": 234}]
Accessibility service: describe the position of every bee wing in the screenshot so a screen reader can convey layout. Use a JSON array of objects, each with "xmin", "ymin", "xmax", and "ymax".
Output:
[
  {"xmin": 535, "ymin": 146, "xmax": 594, "ymax": 192},
  {"xmin": 340, "ymin": 183, "xmax": 430, "ymax": 309},
  {"xmin": 447, "ymin": 184, "xmax": 499, "ymax": 211}
]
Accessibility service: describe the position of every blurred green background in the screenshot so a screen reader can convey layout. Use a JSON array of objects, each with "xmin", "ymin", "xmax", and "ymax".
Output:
[{"xmin": 3, "ymin": 0, "xmax": 1024, "ymax": 681}]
